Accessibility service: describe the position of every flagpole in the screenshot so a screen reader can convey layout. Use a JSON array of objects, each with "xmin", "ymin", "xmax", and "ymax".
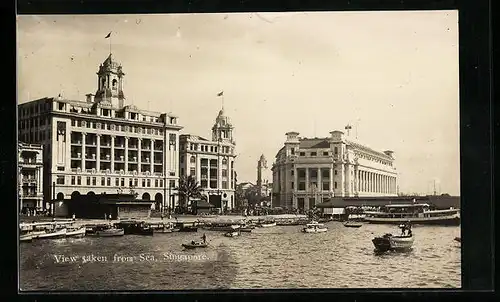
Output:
[{"xmin": 110, "ymin": 34, "xmax": 112, "ymax": 55}]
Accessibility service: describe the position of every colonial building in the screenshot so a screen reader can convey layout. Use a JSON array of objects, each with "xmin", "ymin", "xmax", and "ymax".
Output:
[
  {"xmin": 18, "ymin": 142, "xmax": 44, "ymax": 212},
  {"xmin": 18, "ymin": 53, "xmax": 183, "ymax": 212},
  {"xmin": 179, "ymin": 108, "xmax": 237, "ymax": 211},
  {"xmin": 271, "ymin": 130, "xmax": 398, "ymax": 210}
]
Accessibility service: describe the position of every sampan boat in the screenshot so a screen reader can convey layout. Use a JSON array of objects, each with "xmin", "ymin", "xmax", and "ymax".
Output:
[{"xmin": 182, "ymin": 242, "xmax": 207, "ymax": 249}]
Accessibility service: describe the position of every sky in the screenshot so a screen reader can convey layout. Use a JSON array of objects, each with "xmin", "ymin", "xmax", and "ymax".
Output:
[{"xmin": 17, "ymin": 11, "xmax": 460, "ymax": 195}]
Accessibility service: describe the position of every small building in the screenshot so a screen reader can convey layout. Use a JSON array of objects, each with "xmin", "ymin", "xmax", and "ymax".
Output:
[
  {"xmin": 18, "ymin": 142, "xmax": 44, "ymax": 213},
  {"xmin": 191, "ymin": 199, "xmax": 216, "ymax": 215},
  {"xmin": 57, "ymin": 193, "xmax": 153, "ymax": 220}
]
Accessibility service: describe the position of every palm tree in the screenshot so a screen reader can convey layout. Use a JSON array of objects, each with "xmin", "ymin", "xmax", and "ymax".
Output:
[{"xmin": 174, "ymin": 175, "xmax": 204, "ymax": 213}]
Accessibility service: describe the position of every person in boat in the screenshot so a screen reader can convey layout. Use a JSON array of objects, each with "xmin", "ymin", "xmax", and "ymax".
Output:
[{"xmin": 191, "ymin": 240, "xmax": 196, "ymax": 245}]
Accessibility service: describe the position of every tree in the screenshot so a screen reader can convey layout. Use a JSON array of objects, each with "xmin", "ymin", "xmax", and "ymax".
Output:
[{"xmin": 174, "ymin": 175, "xmax": 204, "ymax": 212}]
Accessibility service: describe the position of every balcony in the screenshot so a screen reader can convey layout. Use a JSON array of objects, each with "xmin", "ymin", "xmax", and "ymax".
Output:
[
  {"xmin": 85, "ymin": 154, "xmax": 97, "ymax": 160},
  {"xmin": 100, "ymin": 154, "xmax": 112, "ymax": 161}
]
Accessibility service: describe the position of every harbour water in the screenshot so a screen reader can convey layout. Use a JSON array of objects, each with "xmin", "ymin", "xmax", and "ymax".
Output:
[{"xmin": 19, "ymin": 222, "xmax": 461, "ymax": 290}]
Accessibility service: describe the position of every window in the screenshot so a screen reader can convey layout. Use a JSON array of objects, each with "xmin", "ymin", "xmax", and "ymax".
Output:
[
  {"xmin": 71, "ymin": 176, "xmax": 75, "ymax": 185},
  {"xmin": 323, "ymin": 151, "xmax": 329, "ymax": 156},
  {"xmin": 159, "ymin": 179, "xmax": 163, "ymax": 187},
  {"xmin": 155, "ymin": 179, "xmax": 159, "ymax": 187},
  {"xmin": 190, "ymin": 156, "xmax": 196, "ymax": 163},
  {"xmin": 86, "ymin": 177, "xmax": 91, "ymax": 185},
  {"xmin": 57, "ymin": 166, "xmax": 64, "ymax": 171},
  {"xmin": 222, "ymin": 181, "xmax": 228, "ymax": 189},
  {"xmin": 322, "ymin": 169, "xmax": 330, "ymax": 178},
  {"xmin": 291, "ymin": 170, "xmax": 294, "ymax": 176},
  {"xmin": 121, "ymin": 178, "xmax": 125, "ymax": 187},
  {"xmin": 169, "ymin": 180, "xmax": 176, "ymax": 188},
  {"xmin": 107, "ymin": 177, "xmax": 111, "ymax": 186},
  {"xmin": 77, "ymin": 176, "xmax": 81, "ymax": 185},
  {"xmin": 116, "ymin": 178, "xmax": 120, "ymax": 186},
  {"xmin": 298, "ymin": 182, "xmax": 305, "ymax": 190},
  {"xmin": 298, "ymin": 169, "xmax": 306, "ymax": 178},
  {"xmin": 334, "ymin": 182, "xmax": 338, "ymax": 189},
  {"xmin": 92, "ymin": 177, "xmax": 96, "ymax": 186},
  {"xmin": 311, "ymin": 152, "xmax": 317, "ymax": 156},
  {"xmin": 334, "ymin": 170, "xmax": 338, "ymax": 175},
  {"xmin": 291, "ymin": 148, "xmax": 295, "ymax": 155},
  {"xmin": 101, "ymin": 177, "xmax": 105, "ymax": 186},
  {"xmin": 190, "ymin": 168, "xmax": 196, "ymax": 176},
  {"xmin": 322, "ymin": 182, "xmax": 330, "ymax": 191},
  {"xmin": 169, "ymin": 134, "xmax": 176, "ymax": 149},
  {"xmin": 222, "ymin": 169, "xmax": 227, "ymax": 177},
  {"xmin": 146, "ymin": 179, "xmax": 151, "ymax": 187},
  {"xmin": 142, "ymin": 179, "xmax": 146, "ymax": 187},
  {"xmin": 291, "ymin": 182, "xmax": 294, "ymax": 189},
  {"xmin": 299, "ymin": 152, "xmax": 305, "ymax": 156},
  {"xmin": 334, "ymin": 147, "xmax": 338, "ymax": 154}
]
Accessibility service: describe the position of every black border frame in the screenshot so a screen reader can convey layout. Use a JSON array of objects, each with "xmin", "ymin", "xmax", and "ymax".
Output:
[{"xmin": 2, "ymin": 0, "xmax": 494, "ymax": 301}]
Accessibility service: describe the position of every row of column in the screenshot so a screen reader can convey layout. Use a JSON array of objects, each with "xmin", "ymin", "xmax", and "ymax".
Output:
[
  {"xmin": 79, "ymin": 133, "xmax": 161, "ymax": 174},
  {"xmin": 357, "ymin": 170, "xmax": 396, "ymax": 194},
  {"xmin": 291, "ymin": 167, "xmax": 396, "ymax": 195}
]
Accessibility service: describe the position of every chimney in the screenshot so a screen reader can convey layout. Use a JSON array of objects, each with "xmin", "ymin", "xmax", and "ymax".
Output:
[{"xmin": 86, "ymin": 94, "xmax": 94, "ymax": 103}]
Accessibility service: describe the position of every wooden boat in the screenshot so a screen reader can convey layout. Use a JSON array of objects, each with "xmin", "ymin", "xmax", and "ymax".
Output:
[
  {"xmin": 302, "ymin": 222, "xmax": 328, "ymax": 233},
  {"xmin": 239, "ymin": 226, "xmax": 254, "ymax": 232},
  {"xmin": 66, "ymin": 226, "xmax": 86, "ymax": 238},
  {"xmin": 20, "ymin": 233, "xmax": 33, "ymax": 242},
  {"xmin": 224, "ymin": 231, "xmax": 240, "ymax": 237},
  {"xmin": 90, "ymin": 228, "xmax": 125, "ymax": 237},
  {"xmin": 372, "ymin": 233, "xmax": 414, "ymax": 252},
  {"xmin": 364, "ymin": 203, "xmax": 460, "ymax": 226},
  {"xmin": 372, "ymin": 224, "xmax": 414, "ymax": 252},
  {"xmin": 257, "ymin": 221, "xmax": 276, "ymax": 228},
  {"xmin": 182, "ymin": 241, "xmax": 208, "ymax": 249},
  {"xmin": 344, "ymin": 221, "xmax": 363, "ymax": 228},
  {"xmin": 34, "ymin": 228, "xmax": 67, "ymax": 239},
  {"xmin": 203, "ymin": 223, "xmax": 241, "ymax": 232},
  {"xmin": 117, "ymin": 221, "xmax": 154, "ymax": 235}
]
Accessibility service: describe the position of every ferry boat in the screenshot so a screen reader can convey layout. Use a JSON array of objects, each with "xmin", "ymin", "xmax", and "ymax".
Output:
[
  {"xmin": 302, "ymin": 221, "xmax": 328, "ymax": 233},
  {"xmin": 364, "ymin": 203, "xmax": 460, "ymax": 226},
  {"xmin": 66, "ymin": 226, "xmax": 86, "ymax": 238},
  {"xmin": 35, "ymin": 227, "xmax": 67, "ymax": 239},
  {"xmin": 203, "ymin": 222, "xmax": 241, "ymax": 232}
]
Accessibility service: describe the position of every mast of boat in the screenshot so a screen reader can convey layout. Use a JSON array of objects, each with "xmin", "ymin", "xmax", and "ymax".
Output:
[{"xmin": 433, "ymin": 179, "xmax": 437, "ymax": 196}]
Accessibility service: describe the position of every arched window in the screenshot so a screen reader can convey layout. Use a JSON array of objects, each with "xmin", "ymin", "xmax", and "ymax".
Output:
[
  {"xmin": 334, "ymin": 147, "xmax": 338, "ymax": 154},
  {"xmin": 101, "ymin": 78, "xmax": 106, "ymax": 89},
  {"xmin": 222, "ymin": 158, "xmax": 227, "ymax": 165},
  {"xmin": 190, "ymin": 156, "xmax": 196, "ymax": 163},
  {"xmin": 112, "ymin": 79, "xmax": 118, "ymax": 90}
]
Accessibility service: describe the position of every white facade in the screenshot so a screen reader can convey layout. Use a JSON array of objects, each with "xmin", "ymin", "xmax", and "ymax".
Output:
[
  {"xmin": 179, "ymin": 109, "xmax": 237, "ymax": 210},
  {"xmin": 272, "ymin": 130, "xmax": 398, "ymax": 210},
  {"xmin": 18, "ymin": 54, "xmax": 183, "ymax": 210},
  {"xmin": 18, "ymin": 143, "xmax": 44, "ymax": 211}
]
